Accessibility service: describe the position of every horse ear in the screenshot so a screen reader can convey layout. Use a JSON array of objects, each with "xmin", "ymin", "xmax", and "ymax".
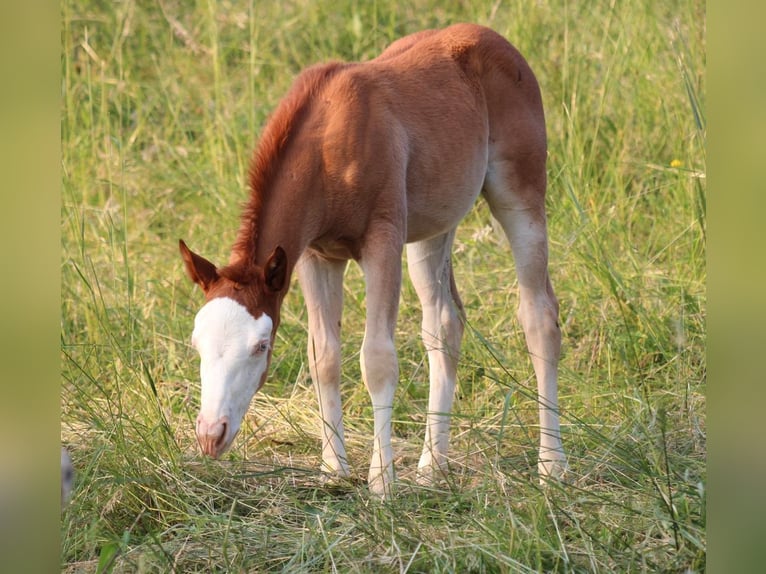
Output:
[
  {"xmin": 264, "ymin": 246, "xmax": 287, "ymax": 293},
  {"xmin": 179, "ymin": 239, "xmax": 219, "ymax": 292}
]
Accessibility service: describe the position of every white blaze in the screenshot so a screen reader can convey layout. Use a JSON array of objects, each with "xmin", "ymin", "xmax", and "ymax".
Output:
[{"xmin": 192, "ymin": 297, "xmax": 273, "ymax": 453}]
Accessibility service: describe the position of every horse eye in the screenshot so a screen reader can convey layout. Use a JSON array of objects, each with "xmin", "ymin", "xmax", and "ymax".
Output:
[{"xmin": 252, "ymin": 340, "xmax": 269, "ymax": 355}]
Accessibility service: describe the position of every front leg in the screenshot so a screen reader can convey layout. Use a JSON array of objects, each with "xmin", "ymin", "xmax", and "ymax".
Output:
[
  {"xmin": 359, "ymin": 227, "xmax": 404, "ymax": 498},
  {"xmin": 296, "ymin": 253, "xmax": 351, "ymax": 478},
  {"xmin": 361, "ymin": 334, "xmax": 398, "ymax": 497}
]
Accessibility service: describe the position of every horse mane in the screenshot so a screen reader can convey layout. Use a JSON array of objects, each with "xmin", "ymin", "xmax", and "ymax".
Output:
[{"xmin": 231, "ymin": 61, "xmax": 346, "ymax": 264}]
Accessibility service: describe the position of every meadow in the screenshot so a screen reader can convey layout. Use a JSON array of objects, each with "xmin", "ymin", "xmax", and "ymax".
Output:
[{"xmin": 61, "ymin": 0, "xmax": 706, "ymax": 571}]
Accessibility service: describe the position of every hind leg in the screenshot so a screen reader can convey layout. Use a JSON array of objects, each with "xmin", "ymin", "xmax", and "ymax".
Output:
[
  {"xmin": 484, "ymin": 166, "xmax": 568, "ymax": 481},
  {"xmin": 406, "ymin": 231, "xmax": 465, "ymax": 484}
]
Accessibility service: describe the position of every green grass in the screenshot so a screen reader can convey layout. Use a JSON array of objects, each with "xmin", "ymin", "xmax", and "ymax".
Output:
[{"xmin": 61, "ymin": 0, "xmax": 706, "ymax": 571}]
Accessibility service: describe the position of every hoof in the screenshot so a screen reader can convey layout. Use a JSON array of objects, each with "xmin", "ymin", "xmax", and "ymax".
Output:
[
  {"xmin": 367, "ymin": 468, "xmax": 395, "ymax": 500},
  {"xmin": 538, "ymin": 456, "xmax": 569, "ymax": 485},
  {"xmin": 415, "ymin": 462, "xmax": 449, "ymax": 487}
]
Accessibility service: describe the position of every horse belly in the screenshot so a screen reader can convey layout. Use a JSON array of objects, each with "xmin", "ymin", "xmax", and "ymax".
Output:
[{"xmin": 404, "ymin": 144, "xmax": 487, "ymax": 243}]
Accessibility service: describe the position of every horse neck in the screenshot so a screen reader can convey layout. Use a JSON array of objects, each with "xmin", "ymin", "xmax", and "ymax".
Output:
[
  {"xmin": 228, "ymin": 167, "xmax": 324, "ymax": 275},
  {"xmin": 230, "ymin": 71, "xmax": 330, "ymax": 274}
]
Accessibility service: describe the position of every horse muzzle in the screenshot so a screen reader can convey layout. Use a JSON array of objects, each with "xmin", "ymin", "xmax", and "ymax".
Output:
[{"xmin": 196, "ymin": 414, "xmax": 232, "ymax": 458}]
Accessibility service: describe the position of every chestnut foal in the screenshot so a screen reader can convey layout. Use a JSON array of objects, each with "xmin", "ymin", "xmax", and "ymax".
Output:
[{"xmin": 180, "ymin": 23, "xmax": 566, "ymax": 497}]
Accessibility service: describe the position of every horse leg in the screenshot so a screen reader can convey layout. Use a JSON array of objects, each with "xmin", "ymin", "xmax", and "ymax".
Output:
[
  {"xmin": 484, "ymin": 164, "xmax": 568, "ymax": 482},
  {"xmin": 358, "ymin": 226, "xmax": 404, "ymax": 498},
  {"xmin": 406, "ymin": 231, "xmax": 465, "ymax": 484},
  {"xmin": 296, "ymin": 252, "xmax": 351, "ymax": 478}
]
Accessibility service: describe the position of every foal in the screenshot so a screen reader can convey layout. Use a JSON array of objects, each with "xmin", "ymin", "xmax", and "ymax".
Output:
[{"xmin": 180, "ymin": 23, "xmax": 566, "ymax": 496}]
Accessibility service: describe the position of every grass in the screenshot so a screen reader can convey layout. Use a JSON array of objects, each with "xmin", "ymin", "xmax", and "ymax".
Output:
[{"xmin": 61, "ymin": 0, "xmax": 706, "ymax": 571}]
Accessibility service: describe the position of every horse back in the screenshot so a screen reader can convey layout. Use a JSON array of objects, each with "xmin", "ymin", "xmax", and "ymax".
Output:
[{"xmin": 314, "ymin": 24, "xmax": 545, "ymax": 240}]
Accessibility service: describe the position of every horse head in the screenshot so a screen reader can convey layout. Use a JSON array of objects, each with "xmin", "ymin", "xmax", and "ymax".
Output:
[{"xmin": 179, "ymin": 240, "xmax": 287, "ymax": 458}]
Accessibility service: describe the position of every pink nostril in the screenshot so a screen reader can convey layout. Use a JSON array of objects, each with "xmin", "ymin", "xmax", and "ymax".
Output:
[
  {"xmin": 196, "ymin": 416, "xmax": 230, "ymax": 458},
  {"xmin": 216, "ymin": 420, "xmax": 228, "ymax": 450}
]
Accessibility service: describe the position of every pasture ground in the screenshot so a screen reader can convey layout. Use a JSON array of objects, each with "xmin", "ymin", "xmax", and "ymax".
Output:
[{"xmin": 61, "ymin": 0, "xmax": 706, "ymax": 571}]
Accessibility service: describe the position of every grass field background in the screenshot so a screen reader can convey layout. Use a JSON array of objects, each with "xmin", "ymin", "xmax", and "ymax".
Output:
[{"xmin": 61, "ymin": 0, "xmax": 706, "ymax": 571}]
